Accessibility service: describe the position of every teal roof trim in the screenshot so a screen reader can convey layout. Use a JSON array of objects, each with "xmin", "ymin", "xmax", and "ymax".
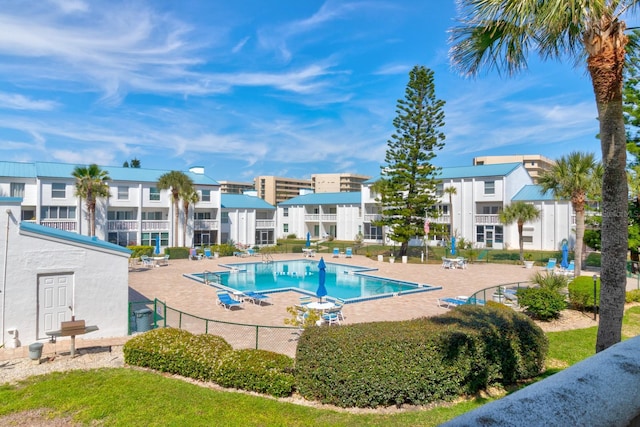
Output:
[
  {"xmin": 221, "ymin": 194, "xmax": 275, "ymax": 209},
  {"xmin": 280, "ymin": 192, "xmax": 362, "ymax": 206},
  {"xmin": 512, "ymin": 185, "xmax": 556, "ymax": 201},
  {"xmin": 439, "ymin": 163, "xmax": 522, "ymax": 179},
  {"xmin": 0, "ymin": 161, "xmax": 37, "ymax": 178},
  {"xmin": 0, "ymin": 197, "xmax": 23, "ymax": 203},
  {"xmin": 20, "ymin": 222, "xmax": 132, "ymax": 255}
]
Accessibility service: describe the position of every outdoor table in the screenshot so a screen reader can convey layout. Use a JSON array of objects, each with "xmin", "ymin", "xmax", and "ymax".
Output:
[
  {"xmin": 152, "ymin": 256, "xmax": 165, "ymax": 267},
  {"xmin": 306, "ymin": 301, "xmax": 335, "ymax": 312},
  {"xmin": 302, "ymin": 248, "xmax": 315, "ymax": 257}
]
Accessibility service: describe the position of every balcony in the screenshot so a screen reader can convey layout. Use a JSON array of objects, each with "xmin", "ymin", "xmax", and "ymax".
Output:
[
  {"xmin": 108, "ymin": 220, "xmax": 138, "ymax": 231},
  {"xmin": 40, "ymin": 220, "xmax": 77, "ymax": 232},
  {"xmin": 256, "ymin": 220, "xmax": 275, "ymax": 228},
  {"xmin": 304, "ymin": 214, "xmax": 337, "ymax": 222},
  {"xmin": 142, "ymin": 220, "xmax": 170, "ymax": 231},
  {"xmin": 475, "ymin": 214, "xmax": 500, "ymax": 224},
  {"xmin": 427, "ymin": 215, "xmax": 450, "ymax": 224},
  {"xmin": 193, "ymin": 219, "xmax": 218, "ymax": 230},
  {"xmin": 364, "ymin": 214, "xmax": 382, "ymax": 222}
]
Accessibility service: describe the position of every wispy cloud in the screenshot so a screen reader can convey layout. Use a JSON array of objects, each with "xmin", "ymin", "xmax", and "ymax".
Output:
[{"xmin": 0, "ymin": 93, "xmax": 59, "ymax": 110}]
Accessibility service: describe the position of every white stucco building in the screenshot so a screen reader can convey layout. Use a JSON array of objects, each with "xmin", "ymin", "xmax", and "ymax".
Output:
[{"xmin": 1, "ymin": 197, "xmax": 131, "ymax": 348}]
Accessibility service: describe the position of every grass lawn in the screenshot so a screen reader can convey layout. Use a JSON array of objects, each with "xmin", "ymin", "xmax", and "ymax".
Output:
[{"xmin": 2, "ymin": 306, "xmax": 639, "ymax": 426}]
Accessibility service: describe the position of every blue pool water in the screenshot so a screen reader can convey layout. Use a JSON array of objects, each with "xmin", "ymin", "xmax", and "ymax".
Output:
[{"xmin": 187, "ymin": 259, "xmax": 441, "ymax": 303}]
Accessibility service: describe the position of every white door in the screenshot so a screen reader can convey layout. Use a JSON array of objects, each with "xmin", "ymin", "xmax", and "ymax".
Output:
[{"xmin": 38, "ymin": 274, "xmax": 73, "ymax": 339}]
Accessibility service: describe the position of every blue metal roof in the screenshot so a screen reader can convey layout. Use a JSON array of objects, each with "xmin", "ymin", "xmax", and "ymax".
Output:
[
  {"xmin": 0, "ymin": 161, "xmax": 37, "ymax": 178},
  {"xmin": 279, "ymin": 192, "xmax": 362, "ymax": 206},
  {"xmin": 512, "ymin": 185, "xmax": 556, "ymax": 201},
  {"xmin": 221, "ymin": 194, "xmax": 275, "ymax": 209},
  {"xmin": 20, "ymin": 222, "xmax": 132, "ymax": 255},
  {"xmin": 0, "ymin": 160, "xmax": 218, "ymax": 185},
  {"xmin": 439, "ymin": 163, "xmax": 522, "ymax": 179}
]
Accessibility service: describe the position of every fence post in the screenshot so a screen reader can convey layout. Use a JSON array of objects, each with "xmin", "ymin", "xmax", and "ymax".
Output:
[{"xmin": 255, "ymin": 325, "xmax": 259, "ymax": 350}]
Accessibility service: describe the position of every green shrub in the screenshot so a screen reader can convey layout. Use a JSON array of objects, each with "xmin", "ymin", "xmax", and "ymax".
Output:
[
  {"xmin": 568, "ymin": 276, "xmax": 600, "ymax": 311},
  {"xmin": 287, "ymin": 233, "xmax": 297, "ymax": 239},
  {"xmin": 585, "ymin": 252, "xmax": 601, "ymax": 267},
  {"xmin": 166, "ymin": 247, "xmax": 189, "ymax": 259},
  {"xmin": 127, "ymin": 245, "xmax": 154, "ymax": 258},
  {"xmin": 295, "ymin": 305, "xmax": 546, "ymax": 408},
  {"xmin": 626, "ymin": 289, "xmax": 640, "ymax": 303},
  {"xmin": 212, "ymin": 243, "xmax": 236, "ymax": 257},
  {"xmin": 530, "ymin": 271, "xmax": 569, "ymax": 291},
  {"xmin": 214, "ymin": 349, "xmax": 295, "ymax": 397},
  {"xmin": 517, "ymin": 287, "xmax": 566, "ymax": 320},
  {"xmin": 291, "ymin": 245, "xmax": 303, "ymax": 254}
]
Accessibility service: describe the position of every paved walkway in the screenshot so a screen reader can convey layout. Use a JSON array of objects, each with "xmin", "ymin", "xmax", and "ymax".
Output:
[{"xmin": 3, "ymin": 253, "xmax": 636, "ymax": 361}]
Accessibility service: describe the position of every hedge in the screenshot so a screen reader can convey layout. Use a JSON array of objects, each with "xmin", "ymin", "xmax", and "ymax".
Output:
[
  {"xmin": 294, "ymin": 305, "xmax": 546, "ymax": 408},
  {"xmin": 568, "ymin": 276, "xmax": 600, "ymax": 311}
]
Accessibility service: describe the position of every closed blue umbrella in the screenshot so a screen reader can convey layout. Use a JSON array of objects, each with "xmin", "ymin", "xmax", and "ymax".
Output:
[
  {"xmin": 155, "ymin": 237, "xmax": 161, "ymax": 255},
  {"xmin": 451, "ymin": 237, "xmax": 456, "ymax": 256},
  {"xmin": 561, "ymin": 241, "xmax": 569, "ymax": 269},
  {"xmin": 316, "ymin": 257, "xmax": 327, "ymax": 301},
  {"xmin": 306, "ymin": 231, "xmax": 311, "ymax": 247}
]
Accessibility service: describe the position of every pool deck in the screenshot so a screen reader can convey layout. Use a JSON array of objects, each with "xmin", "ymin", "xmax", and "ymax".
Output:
[{"xmin": 127, "ymin": 253, "xmax": 546, "ymax": 326}]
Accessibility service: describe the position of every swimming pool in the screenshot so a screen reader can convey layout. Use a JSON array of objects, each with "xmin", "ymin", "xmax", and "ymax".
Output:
[{"xmin": 185, "ymin": 259, "xmax": 441, "ymax": 303}]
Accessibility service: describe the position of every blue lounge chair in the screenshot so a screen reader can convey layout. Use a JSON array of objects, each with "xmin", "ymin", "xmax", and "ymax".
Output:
[
  {"xmin": 299, "ymin": 296, "xmax": 312, "ymax": 306},
  {"xmin": 438, "ymin": 297, "xmax": 468, "ymax": 308},
  {"xmin": 332, "ymin": 247, "xmax": 340, "ymax": 258},
  {"xmin": 546, "ymin": 258, "xmax": 557, "ymax": 273},
  {"xmin": 345, "ymin": 247, "xmax": 353, "ymax": 258},
  {"xmin": 217, "ymin": 292, "xmax": 243, "ymax": 310},
  {"xmin": 564, "ymin": 260, "xmax": 575, "ymax": 277},
  {"xmin": 243, "ymin": 291, "xmax": 270, "ymax": 305},
  {"xmin": 203, "ymin": 248, "xmax": 213, "ymax": 259}
]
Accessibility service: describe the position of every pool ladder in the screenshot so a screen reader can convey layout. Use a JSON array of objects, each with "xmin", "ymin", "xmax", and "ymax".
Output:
[
  {"xmin": 203, "ymin": 270, "xmax": 221, "ymax": 286},
  {"xmin": 262, "ymin": 252, "xmax": 273, "ymax": 263}
]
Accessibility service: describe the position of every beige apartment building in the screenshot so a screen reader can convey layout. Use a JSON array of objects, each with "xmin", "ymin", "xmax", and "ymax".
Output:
[
  {"xmin": 311, "ymin": 173, "xmax": 371, "ymax": 193},
  {"xmin": 472, "ymin": 154, "xmax": 554, "ymax": 183},
  {"xmin": 254, "ymin": 176, "xmax": 312, "ymax": 205},
  {"xmin": 218, "ymin": 180, "xmax": 255, "ymax": 194}
]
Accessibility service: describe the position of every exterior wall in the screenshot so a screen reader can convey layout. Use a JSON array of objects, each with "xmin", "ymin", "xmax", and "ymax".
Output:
[
  {"xmin": 224, "ymin": 209, "xmax": 257, "ymax": 246},
  {"xmin": 255, "ymin": 176, "xmax": 312, "ymax": 205},
  {"xmin": 473, "ymin": 154, "xmax": 555, "ymax": 183},
  {"xmin": 1, "ymin": 199, "xmax": 130, "ymax": 347},
  {"xmin": 312, "ymin": 173, "xmax": 371, "ymax": 193}
]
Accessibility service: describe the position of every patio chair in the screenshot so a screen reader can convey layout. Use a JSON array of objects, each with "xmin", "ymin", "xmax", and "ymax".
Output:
[
  {"xmin": 203, "ymin": 248, "xmax": 213, "ymax": 259},
  {"xmin": 160, "ymin": 254, "xmax": 170, "ymax": 266},
  {"xmin": 140, "ymin": 255, "xmax": 154, "ymax": 268},
  {"xmin": 332, "ymin": 247, "xmax": 340, "ymax": 258},
  {"xmin": 322, "ymin": 311, "xmax": 341, "ymax": 325},
  {"xmin": 243, "ymin": 291, "xmax": 270, "ymax": 306},
  {"xmin": 299, "ymin": 296, "xmax": 313, "ymax": 306},
  {"xmin": 437, "ymin": 296, "xmax": 467, "ymax": 308},
  {"xmin": 564, "ymin": 260, "xmax": 575, "ymax": 277},
  {"xmin": 546, "ymin": 258, "xmax": 557, "ymax": 273},
  {"xmin": 217, "ymin": 292, "xmax": 243, "ymax": 310},
  {"xmin": 345, "ymin": 247, "xmax": 353, "ymax": 258},
  {"xmin": 324, "ymin": 298, "xmax": 345, "ymax": 321},
  {"xmin": 189, "ymin": 248, "xmax": 202, "ymax": 260}
]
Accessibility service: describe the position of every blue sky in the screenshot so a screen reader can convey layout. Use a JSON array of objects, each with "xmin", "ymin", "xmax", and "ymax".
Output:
[{"xmin": 0, "ymin": 0, "xmax": 610, "ymax": 182}]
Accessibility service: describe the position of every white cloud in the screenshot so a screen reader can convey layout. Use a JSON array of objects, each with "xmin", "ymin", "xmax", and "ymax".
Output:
[{"xmin": 0, "ymin": 93, "xmax": 59, "ymax": 110}]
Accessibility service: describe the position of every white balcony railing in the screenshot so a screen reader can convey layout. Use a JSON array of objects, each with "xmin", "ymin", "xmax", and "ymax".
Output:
[
  {"xmin": 256, "ymin": 220, "xmax": 275, "ymax": 228},
  {"xmin": 427, "ymin": 215, "xmax": 450, "ymax": 224},
  {"xmin": 194, "ymin": 219, "xmax": 218, "ymax": 230},
  {"xmin": 40, "ymin": 220, "xmax": 77, "ymax": 232},
  {"xmin": 364, "ymin": 214, "xmax": 382, "ymax": 222},
  {"xmin": 475, "ymin": 214, "xmax": 500, "ymax": 224},
  {"xmin": 107, "ymin": 220, "xmax": 138, "ymax": 231},
  {"xmin": 305, "ymin": 214, "xmax": 320, "ymax": 222},
  {"xmin": 142, "ymin": 220, "xmax": 170, "ymax": 231}
]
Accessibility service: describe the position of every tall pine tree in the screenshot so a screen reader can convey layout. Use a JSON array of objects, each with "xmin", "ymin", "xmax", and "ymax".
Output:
[{"xmin": 376, "ymin": 65, "xmax": 445, "ymax": 257}]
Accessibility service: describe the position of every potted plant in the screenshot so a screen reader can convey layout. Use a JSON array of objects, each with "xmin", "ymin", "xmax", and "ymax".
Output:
[{"xmin": 524, "ymin": 253, "xmax": 535, "ymax": 269}]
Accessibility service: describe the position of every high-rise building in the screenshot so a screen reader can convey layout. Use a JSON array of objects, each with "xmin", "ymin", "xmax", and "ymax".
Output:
[
  {"xmin": 254, "ymin": 176, "xmax": 312, "ymax": 205},
  {"xmin": 472, "ymin": 155, "xmax": 554, "ymax": 183},
  {"xmin": 218, "ymin": 180, "xmax": 255, "ymax": 194},
  {"xmin": 311, "ymin": 173, "xmax": 371, "ymax": 193}
]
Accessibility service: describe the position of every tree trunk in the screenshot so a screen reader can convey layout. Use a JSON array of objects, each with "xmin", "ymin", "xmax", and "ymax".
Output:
[
  {"xmin": 518, "ymin": 222, "xmax": 524, "ymax": 262},
  {"xmin": 593, "ymin": 81, "xmax": 628, "ymax": 353},
  {"xmin": 173, "ymin": 199, "xmax": 180, "ymax": 247},
  {"xmin": 574, "ymin": 208, "xmax": 584, "ymax": 275},
  {"xmin": 399, "ymin": 241, "xmax": 408, "ymax": 257}
]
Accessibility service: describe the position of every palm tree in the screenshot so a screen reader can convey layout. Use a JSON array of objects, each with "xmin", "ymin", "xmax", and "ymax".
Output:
[
  {"xmin": 538, "ymin": 152, "xmax": 603, "ymax": 278},
  {"xmin": 72, "ymin": 164, "xmax": 111, "ymax": 237},
  {"xmin": 449, "ymin": 0, "xmax": 634, "ymax": 352},
  {"xmin": 180, "ymin": 188, "xmax": 200, "ymax": 247},
  {"xmin": 498, "ymin": 202, "xmax": 541, "ymax": 262},
  {"xmin": 157, "ymin": 171, "xmax": 195, "ymax": 247},
  {"xmin": 444, "ymin": 186, "xmax": 457, "ymax": 241}
]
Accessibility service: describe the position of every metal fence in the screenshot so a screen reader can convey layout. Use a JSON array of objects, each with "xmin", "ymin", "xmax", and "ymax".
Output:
[
  {"xmin": 128, "ymin": 299, "xmax": 301, "ymax": 357},
  {"xmin": 468, "ymin": 281, "xmax": 533, "ymax": 309}
]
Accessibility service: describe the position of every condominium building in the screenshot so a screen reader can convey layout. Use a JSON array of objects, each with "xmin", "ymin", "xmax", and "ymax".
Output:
[
  {"xmin": 218, "ymin": 180, "xmax": 255, "ymax": 194},
  {"xmin": 254, "ymin": 175, "xmax": 312, "ymax": 205},
  {"xmin": 311, "ymin": 173, "xmax": 371, "ymax": 193},
  {"xmin": 472, "ymin": 154, "xmax": 555, "ymax": 183},
  {"xmin": 0, "ymin": 161, "xmax": 276, "ymax": 250}
]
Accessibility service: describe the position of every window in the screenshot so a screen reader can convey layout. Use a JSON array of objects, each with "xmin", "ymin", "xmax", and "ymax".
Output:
[
  {"xmin": 221, "ymin": 212, "xmax": 229, "ymax": 224},
  {"xmin": 149, "ymin": 187, "xmax": 160, "ymax": 201},
  {"xmin": 142, "ymin": 211, "xmax": 163, "ymax": 220},
  {"xmin": 195, "ymin": 212, "xmax": 211, "ymax": 220},
  {"xmin": 10, "ymin": 183, "xmax": 24, "ymax": 198},
  {"xmin": 21, "ymin": 210, "xmax": 35, "ymax": 221},
  {"xmin": 436, "ymin": 182, "xmax": 443, "ymax": 196},
  {"xmin": 118, "ymin": 186, "xmax": 129, "ymax": 200},
  {"xmin": 108, "ymin": 231, "xmax": 137, "ymax": 247},
  {"xmin": 283, "ymin": 224, "xmax": 289, "ymax": 233},
  {"xmin": 283, "ymin": 207, "xmax": 289, "ymax": 217},
  {"xmin": 484, "ymin": 181, "xmax": 495, "ymax": 195},
  {"xmin": 141, "ymin": 232, "xmax": 168, "ymax": 247},
  {"xmin": 201, "ymin": 189, "xmax": 210, "ymax": 202},
  {"xmin": 52, "ymin": 183, "xmax": 66, "ymax": 199},
  {"xmin": 107, "ymin": 210, "xmax": 134, "ymax": 220},
  {"xmin": 364, "ymin": 223, "xmax": 383, "ymax": 240},
  {"xmin": 41, "ymin": 206, "xmax": 76, "ymax": 219}
]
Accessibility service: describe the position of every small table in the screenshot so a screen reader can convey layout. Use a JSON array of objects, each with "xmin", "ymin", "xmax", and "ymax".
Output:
[
  {"xmin": 152, "ymin": 256, "xmax": 165, "ymax": 267},
  {"xmin": 302, "ymin": 248, "xmax": 315, "ymax": 257},
  {"xmin": 307, "ymin": 301, "xmax": 335, "ymax": 312},
  {"xmin": 46, "ymin": 324, "xmax": 99, "ymax": 357}
]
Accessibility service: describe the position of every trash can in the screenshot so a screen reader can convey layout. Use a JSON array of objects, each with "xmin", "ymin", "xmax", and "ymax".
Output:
[
  {"xmin": 134, "ymin": 308, "xmax": 153, "ymax": 332},
  {"xmin": 28, "ymin": 342, "xmax": 44, "ymax": 361}
]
